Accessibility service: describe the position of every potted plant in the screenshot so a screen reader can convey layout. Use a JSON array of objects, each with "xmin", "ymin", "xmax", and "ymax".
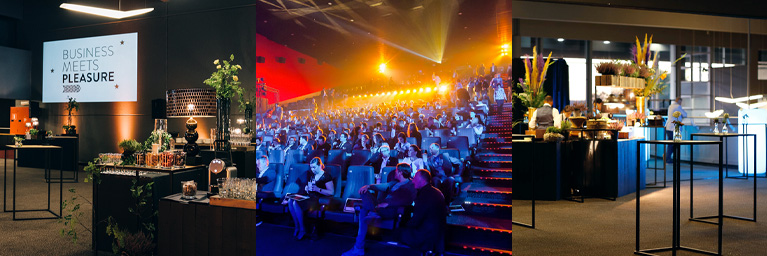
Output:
[
  {"xmin": 118, "ymin": 139, "xmax": 143, "ymax": 164},
  {"xmin": 513, "ymin": 46, "xmax": 553, "ymax": 130},
  {"xmin": 29, "ymin": 129, "xmax": 40, "ymax": 140},
  {"xmin": 544, "ymin": 126, "xmax": 565, "ymax": 142},
  {"xmin": 203, "ymin": 54, "xmax": 244, "ymax": 151},
  {"xmin": 64, "ymin": 96, "xmax": 79, "ymax": 135}
]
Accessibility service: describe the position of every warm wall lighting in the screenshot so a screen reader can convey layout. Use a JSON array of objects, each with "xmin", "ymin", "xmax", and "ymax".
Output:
[
  {"xmin": 60, "ymin": 3, "xmax": 154, "ymax": 19},
  {"xmin": 378, "ymin": 63, "xmax": 386, "ymax": 73},
  {"xmin": 603, "ymin": 41, "xmax": 611, "ymax": 44}
]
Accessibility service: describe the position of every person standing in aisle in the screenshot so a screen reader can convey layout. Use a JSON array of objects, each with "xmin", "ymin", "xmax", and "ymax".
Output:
[
  {"xmin": 664, "ymin": 97, "xmax": 687, "ymax": 163},
  {"xmin": 489, "ymin": 73, "xmax": 507, "ymax": 114}
]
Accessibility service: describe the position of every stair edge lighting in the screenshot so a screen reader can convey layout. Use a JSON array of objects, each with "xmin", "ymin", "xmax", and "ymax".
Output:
[{"xmin": 60, "ymin": 3, "xmax": 154, "ymax": 19}]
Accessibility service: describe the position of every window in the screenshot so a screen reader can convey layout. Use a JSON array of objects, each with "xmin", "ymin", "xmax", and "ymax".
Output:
[
  {"xmin": 256, "ymin": 56, "xmax": 265, "ymax": 63},
  {"xmin": 276, "ymin": 57, "xmax": 286, "ymax": 63},
  {"xmin": 298, "ymin": 57, "xmax": 306, "ymax": 64}
]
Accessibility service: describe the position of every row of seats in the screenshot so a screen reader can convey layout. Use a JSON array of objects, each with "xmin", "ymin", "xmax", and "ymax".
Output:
[
  {"xmin": 258, "ymin": 163, "xmax": 405, "ymax": 229},
  {"xmin": 258, "ymin": 128, "xmax": 478, "ymax": 149}
]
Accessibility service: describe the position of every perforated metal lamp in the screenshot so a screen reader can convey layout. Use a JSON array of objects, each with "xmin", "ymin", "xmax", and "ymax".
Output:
[{"xmin": 166, "ymin": 88, "xmax": 216, "ymax": 157}]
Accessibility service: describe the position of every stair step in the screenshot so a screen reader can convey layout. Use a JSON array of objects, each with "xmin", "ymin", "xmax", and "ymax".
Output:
[
  {"xmin": 471, "ymin": 176, "xmax": 512, "ymax": 186},
  {"xmin": 446, "ymin": 215, "xmax": 513, "ymax": 250},
  {"xmin": 477, "ymin": 149, "xmax": 513, "ymax": 154},
  {"xmin": 462, "ymin": 201, "xmax": 513, "ymax": 217},
  {"xmin": 474, "ymin": 162, "xmax": 512, "ymax": 168},
  {"xmin": 448, "ymin": 243, "xmax": 513, "ymax": 256},
  {"xmin": 466, "ymin": 185, "xmax": 512, "ymax": 201},
  {"xmin": 481, "ymin": 137, "xmax": 514, "ymax": 143}
]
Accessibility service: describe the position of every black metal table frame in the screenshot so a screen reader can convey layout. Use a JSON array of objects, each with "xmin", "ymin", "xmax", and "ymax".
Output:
[
  {"xmin": 566, "ymin": 128, "xmax": 619, "ymax": 203},
  {"xmin": 689, "ymin": 133, "xmax": 757, "ymax": 223},
  {"xmin": 636, "ymin": 140, "xmax": 723, "ymax": 256},
  {"xmin": 3, "ymin": 146, "xmax": 63, "ymax": 221},
  {"xmin": 511, "ymin": 135, "xmax": 535, "ymax": 229},
  {"xmin": 642, "ymin": 126, "xmax": 667, "ymax": 188}
]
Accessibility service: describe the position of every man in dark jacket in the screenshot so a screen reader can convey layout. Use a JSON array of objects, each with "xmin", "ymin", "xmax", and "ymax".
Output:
[
  {"xmin": 255, "ymin": 156, "xmax": 277, "ymax": 227},
  {"xmin": 342, "ymin": 163, "xmax": 418, "ymax": 256},
  {"xmin": 334, "ymin": 132, "xmax": 354, "ymax": 154},
  {"xmin": 308, "ymin": 135, "xmax": 331, "ymax": 160},
  {"xmin": 400, "ymin": 169, "xmax": 446, "ymax": 254},
  {"xmin": 364, "ymin": 144, "xmax": 398, "ymax": 183}
]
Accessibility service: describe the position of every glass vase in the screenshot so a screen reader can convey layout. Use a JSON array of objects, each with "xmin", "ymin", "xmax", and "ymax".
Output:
[
  {"xmin": 713, "ymin": 123, "xmax": 720, "ymax": 134},
  {"xmin": 215, "ymin": 98, "xmax": 231, "ymax": 151},
  {"xmin": 673, "ymin": 125, "xmax": 682, "ymax": 142},
  {"xmin": 722, "ymin": 122, "xmax": 729, "ymax": 134}
]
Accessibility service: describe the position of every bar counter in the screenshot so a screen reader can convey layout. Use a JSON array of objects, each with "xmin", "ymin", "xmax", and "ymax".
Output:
[{"xmin": 512, "ymin": 138, "xmax": 646, "ymax": 200}]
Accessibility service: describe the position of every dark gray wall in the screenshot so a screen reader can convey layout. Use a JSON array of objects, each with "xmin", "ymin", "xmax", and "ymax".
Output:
[
  {"xmin": 20, "ymin": 0, "xmax": 260, "ymax": 162},
  {"xmin": 0, "ymin": 46, "xmax": 30, "ymax": 100}
]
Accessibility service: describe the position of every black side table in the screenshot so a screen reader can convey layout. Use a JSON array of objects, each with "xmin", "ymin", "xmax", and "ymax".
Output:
[
  {"xmin": 4, "ymin": 145, "xmax": 63, "ymax": 221},
  {"xmin": 690, "ymin": 133, "xmax": 757, "ymax": 223},
  {"xmin": 636, "ymin": 140, "xmax": 723, "ymax": 256}
]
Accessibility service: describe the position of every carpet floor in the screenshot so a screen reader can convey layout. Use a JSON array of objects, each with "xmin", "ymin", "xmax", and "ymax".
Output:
[{"xmin": 513, "ymin": 162, "xmax": 767, "ymax": 255}]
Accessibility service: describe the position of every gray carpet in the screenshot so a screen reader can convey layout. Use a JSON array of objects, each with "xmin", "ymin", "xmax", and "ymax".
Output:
[
  {"xmin": 513, "ymin": 162, "xmax": 767, "ymax": 255},
  {"xmin": 0, "ymin": 159, "xmax": 93, "ymax": 256}
]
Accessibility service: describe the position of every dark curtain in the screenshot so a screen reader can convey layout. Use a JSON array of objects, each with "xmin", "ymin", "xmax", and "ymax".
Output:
[
  {"xmin": 543, "ymin": 59, "xmax": 570, "ymax": 111},
  {"xmin": 511, "ymin": 58, "xmax": 569, "ymax": 133}
]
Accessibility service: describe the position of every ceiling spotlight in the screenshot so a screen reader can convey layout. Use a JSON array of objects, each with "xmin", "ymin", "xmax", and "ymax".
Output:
[
  {"xmin": 603, "ymin": 41, "xmax": 611, "ymax": 44},
  {"xmin": 557, "ymin": 38, "xmax": 565, "ymax": 42},
  {"xmin": 60, "ymin": 3, "xmax": 154, "ymax": 19}
]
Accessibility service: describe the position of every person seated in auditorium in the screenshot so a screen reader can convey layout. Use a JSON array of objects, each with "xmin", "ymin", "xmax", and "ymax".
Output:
[
  {"xmin": 342, "ymin": 163, "xmax": 417, "ymax": 256},
  {"xmin": 370, "ymin": 133, "xmax": 386, "ymax": 155},
  {"xmin": 333, "ymin": 132, "xmax": 353, "ymax": 154},
  {"xmin": 353, "ymin": 134, "xmax": 371, "ymax": 151},
  {"xmin": 268, "ymin": 138, "xmax": 283, "ymax": 152},
  {"xmin": 256, "ymin": 156, "xmax": 276, "ymax": 198},
  {"xmin": 426, "ymin": 143, "xmax": 462, "ymax": 206},
  {"xmin": 286, "ymin": 136, "xmax": 299, "ymax": 150},
  {"xmin": 297, "ymin": 135, "xmax": 314, "ymax": 152},
  {"xmin": 287, "ymin": 157, "xmax": 334, "ymax": 240},
  {"xmin": 268, "ymin": 103, "xmax": 283, "ymax": 123},
  {"xmin": 308, "ymin": 135, "xmax": 331, "ymax": 159},
  {"xmin": 253, "ymin": 137, "xmax": 266, "ymax": 152},
  {"xmin": 372, "ymin": 122, "xmax": 384, "ymax": 133},
  {"xmin": 327, "ymin": 130, "xmax": 339, "ymax": 149},
  {"xmin": 400, "ymin": 145, "xmax": 426, "ymax": 176},
  {"xmin": 407, "ymin": 123, "xmax": 422, "ymax": 148},
  {"xmin": 398, "ymin": 170, "xmax": 446, "ymax": 254},
  {"xmin": 393, "ymin": 132, "xmax": 411, "ymax": 159},
  {"xmin": 530, "ymin": 96, "xmax": 561, "ymax": 130},
  {"xmin": 364, "ymin": 144, "xmax": 398, "ymax": 184}
]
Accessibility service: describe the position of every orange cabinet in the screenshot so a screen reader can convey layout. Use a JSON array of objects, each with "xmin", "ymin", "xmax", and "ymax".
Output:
[{"xmin": 10, "ymin": 107, "xmax": 29, "ymax": 135}]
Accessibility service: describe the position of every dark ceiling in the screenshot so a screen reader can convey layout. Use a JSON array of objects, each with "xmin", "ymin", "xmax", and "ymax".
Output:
[{"xmin": 255, "ymin": 0, "xmax": 508, "ymax": 73}]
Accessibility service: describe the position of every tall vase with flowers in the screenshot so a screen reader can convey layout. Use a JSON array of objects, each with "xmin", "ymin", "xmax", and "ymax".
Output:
[
  {"xmin": 672, "ymin": 111, "xmax": 684, "ymax": 141},
  {"xmin": 630, "ymin": 34, "xmax": 686, "ymax": 123},
  {"xmin": 203, "ymin": 54, "xmax": 244, "ymax": 152},
  {"xmin": 513, "ymin": 46, "xmax": 553, "ymax": 130}
]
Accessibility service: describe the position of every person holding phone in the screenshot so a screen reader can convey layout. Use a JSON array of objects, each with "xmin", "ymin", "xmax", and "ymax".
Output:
[{"xmin": 287, "ymin": 157, "xmax": 334, "ymax": 240}]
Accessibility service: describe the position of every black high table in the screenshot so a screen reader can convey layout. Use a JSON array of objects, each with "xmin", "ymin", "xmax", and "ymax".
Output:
[
  {"xmin": 642, "ymin": 126, "xmax": 667, "ymax": 188},
  {"xmin": 636, "ymin": 140, "xmax": 723, "ymax": 256},
  {"xmin": 690, "ymin": 133, "xmax": 757, "ymax": 223},
  {"xmin": 3, "ymin": 145, "xmax": 63, "ymax": 221}
]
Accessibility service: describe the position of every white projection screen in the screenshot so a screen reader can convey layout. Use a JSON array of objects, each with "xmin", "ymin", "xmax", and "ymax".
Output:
[{"xmin": 42, "ymin": 32, "xmax": 138, "ymax": 103}]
